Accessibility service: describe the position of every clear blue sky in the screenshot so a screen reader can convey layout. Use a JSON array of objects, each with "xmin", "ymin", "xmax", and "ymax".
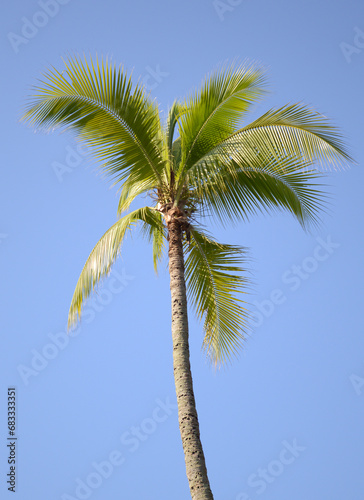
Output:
[{"xmin": 1, "ymin": 1, "xmax": 363, "ymax": 499}]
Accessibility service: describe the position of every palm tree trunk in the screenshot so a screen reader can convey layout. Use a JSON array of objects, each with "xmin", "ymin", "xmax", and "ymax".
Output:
[{"xmin": 168, "ymin": 219, "xmax": 214, "ymax": 500}]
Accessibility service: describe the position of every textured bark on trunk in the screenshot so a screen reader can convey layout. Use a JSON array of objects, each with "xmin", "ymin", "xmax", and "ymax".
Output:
[{"xmin": 168, "ymin": 219, "xmax": 214, "ymax": 500}]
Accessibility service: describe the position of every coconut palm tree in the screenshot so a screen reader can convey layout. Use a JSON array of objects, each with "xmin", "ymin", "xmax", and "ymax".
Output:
[{"xmin": 22, "ymin": 55, "xmax": 351, "ymax": 499}]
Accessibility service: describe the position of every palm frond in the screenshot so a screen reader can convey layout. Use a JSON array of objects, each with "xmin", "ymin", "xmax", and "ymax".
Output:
[
  {"xmin": 21, "ymin": 54, "xmax": 166, "ymax": 186},
  {"xmin": 140, "ymin": 210, "xmax": 166, "ymax": 272},
  {"xmin": 166, "ymin": 100, "xmax": 187, "ymax": 156},
  {"xmin": 188, "ymin": 153, "xmax": 328, "ymax": 229},
  {"xmin": 117, "ymin": 176, "xmax": 156, "ymax": 215},
  {"xmin": 177, "ymin": 62, "xmax": 266, "ymax": 189},
  {"xmin": 185, "ymin": 227, "xmax": 250, "ymax": 366},
  {"xmin": 229, "ymin": 103, "xmax": 353, "ymax": 169},
  {"xmin": 171, "ymin": 137, "xmax": 182, "ymax": 171},
  {"xmin": 68, "ymin": 206, "xmax": 163, "ymax": 328}
]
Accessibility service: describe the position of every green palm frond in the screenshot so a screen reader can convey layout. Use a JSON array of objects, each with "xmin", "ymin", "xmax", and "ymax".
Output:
[
  {"xmin": 228, "ymin": 103, "xmax": 353, "ymax": 169},
  {"xmin": 171, "ymin": 137, "xmax": 182, "ymax": 171},
  {"xmin": 185, "ymin": 227, "xmax": 250, "ymax": 366},
  {"xmin": 68, "ymin": 206, "xmax": 163, "ymax": 328},
  {"xmin": 166, "ymin": 100, "xmax": 187, "ymax": 156},
  {"xmin": 117, "ymin": 176, "xmax": 156, "ymax": 215},
  {"xmin": 177, "ymin": 62, "xmax": 266, "ymax": 189},
  {"xmin": 188, "ymin": 153, "xmax": 327, "ymax": 228},
  {"xmin": 140, "ymin": 209, "xmax": 166, "ymax": 272},
  {"xmin": 21, "ymin": 54, "xmax": 166, "ymax": 186}
]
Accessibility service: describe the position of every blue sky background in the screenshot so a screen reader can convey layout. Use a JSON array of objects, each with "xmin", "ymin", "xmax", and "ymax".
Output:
[{"xmin": 1, "ymin": 1, "xmax": 363, "ymax": 499}]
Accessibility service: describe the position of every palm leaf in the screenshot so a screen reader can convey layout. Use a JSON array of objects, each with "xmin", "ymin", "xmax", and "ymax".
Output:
[
  {"xmin": 117, "ymin": 176, "xmax": 156, "ymax": 215},
  {"xmin": 188, "ymin": 153, "xmax": 328, "ymax": 228},
  {"xmin": 140, "ymin": 209, "xmax": 166, "ymax": 272},
  {"xmin": 171, "ymin": 137, "xmax": 182, "ymax": 172},
  {"xmin": 68, "ymin": 206, "xmax": 163, "ymax": 328},
  {"xmin": 166, "ymin": 100, "xmax": 187, "ymax": 157},
  {"xmin": 177, "ymin": 62, "xmax": 266, "ymax": 191},
  {"xmin": 22, "ymin": 54, "xmax": 166, "ymax": 186},
  {"xmin": 227, "ymin": 103, "xmax": 353, "ymax": 169},
  {"xmin": 184, "ymin": 227, "xmax": 250, "ymax": 366}
]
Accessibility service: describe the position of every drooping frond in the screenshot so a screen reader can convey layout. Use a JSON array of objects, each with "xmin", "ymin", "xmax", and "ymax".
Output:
[
  {"xmin": 68, "ymin": 206, "xmax": 164, "ymax": 328},
  {"xmin": 188, "ymin": 152, "xmax": 327, "ymax": 229},
  {"xmin": 177, "ymin": 62, "xmax": 266, "ymax": 188},
  {"xmin": 140, "ymin": 210, "xmax": 166, "ymax": 272},
  {"xmin": 184, "ymin": 227, "xmax": 250, "ymax": 366},
  {"xmin": 21, "ymin": 54, "xmax": 166, "ymax": 187},
  {"xmin": 117, "ymin": 176, "xmax": 156, "ymax": 215}
]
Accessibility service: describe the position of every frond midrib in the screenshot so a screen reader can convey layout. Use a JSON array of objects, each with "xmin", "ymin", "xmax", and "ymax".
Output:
[
  {"xmin": 37, "ymin": 92, "xmax": 164, "ymax": 185},
  {"xmin": 231, "ymin": 122, "xmax": 350, "ymax": 162}
]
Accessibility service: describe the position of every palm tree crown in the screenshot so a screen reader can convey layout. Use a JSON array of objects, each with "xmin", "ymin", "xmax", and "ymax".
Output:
[{"xmin": 22, "ymin": 55, "xmax": 351, "ymax": 367}]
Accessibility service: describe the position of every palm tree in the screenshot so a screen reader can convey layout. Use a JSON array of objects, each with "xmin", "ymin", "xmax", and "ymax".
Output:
[{"xmin": 22, "ymin": 55, "xmax": 351, "ymax": 499}]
